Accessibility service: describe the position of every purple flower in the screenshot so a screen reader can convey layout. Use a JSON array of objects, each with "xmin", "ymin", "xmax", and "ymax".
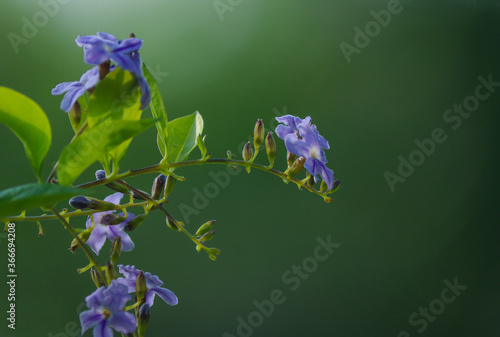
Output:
[
  {"xmin": 86, "ymin": 192, "xmax": 135, "ymax": 255},
  {"xmin": 80, "ymin": 281, "xmax": 136, "ymax": 337},
  {"xmin": 117, "ymin": 265, "xmax": 178, "ymax": 307},
  {"xmin": 75, "ymin": 32, "xmax": 150, "ymax": 109},
  {"xmin": 51, "ymin": 66, "xmax": 100, "ymax": 112},
  {"xmin": 275, "ymin": 115, "xmax": 334, "ymax": 190}
]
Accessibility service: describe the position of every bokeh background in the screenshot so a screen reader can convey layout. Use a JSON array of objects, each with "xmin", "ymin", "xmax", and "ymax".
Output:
[{"xmin": 1, "ymin": 0, "xmax": 499, "ymax": 336}]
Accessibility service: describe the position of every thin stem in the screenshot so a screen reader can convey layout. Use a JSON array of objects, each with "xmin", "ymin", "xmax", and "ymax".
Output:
[{"xmin": 51, "ymin": 208, "xmax": 107, "ymax": 283}]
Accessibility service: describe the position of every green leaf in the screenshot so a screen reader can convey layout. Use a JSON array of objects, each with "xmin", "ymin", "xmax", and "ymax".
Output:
[
  {"xmin": 0, "ymin": 184, "xmax": 82, "ymax": 218},
  {"xmin": 69, "ymin": 93, "xmax": 89, "ymax": 134},
  {"xmin": 0, "ymin": 87, "xmax": 51, "ymax": 181},
  {"xmin": 86, "ymin": 67, "xmax": 140, "ymax": 128},
  {"xmin": 57, "ymin": 119, "xmax": 156, "ymax": 185},
  {"xmin": 143, "ymin": 64, "xmax": 169, "ymax": 158},
  {"xmin": 166, "ymin": 112, "xmax": 204, "ymax": 163},
  {"xmin": 197, "ymin": 134, "xmax": 208, "ymax": 159}
]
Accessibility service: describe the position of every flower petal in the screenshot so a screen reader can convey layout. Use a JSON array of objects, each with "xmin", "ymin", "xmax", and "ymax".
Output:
[
  {"xmin": 59, "ymin": 86, "xmax": 86, "ymax": 112},
  {"xmin": 109, "ymin": 311, "xmax": 136, "ymax": 334},
  {"xmin": 86, "ymin": 226, "xmax": 108, "ymax": 255},
  {"xmin": 80, "ymin": 310, "xmax": 102, "ymax": 334},
  {"xmin": 317, "ymin": 160, "xmax": 334, "ymax": 190},
  {"xmin": 151, "ymin": 286, "xmax": 178, "ymax": 306},
  {"xmin": 283, "ymin": 134, "xmax": 309, "ymax": 158},
  {"xmin": 51, "ymin": 81, "xmax": 80, "ymax": 95},
  {"xmin": 114, "ymin": 38, "xmax": 142, "ymax": 54},
  {"xmin": 93, "ymin": 319, "xmax": 113, "ymax": 337},
  {"xmin": 103, "ymin": 192, "xmax": 123, "ymax": 205}
]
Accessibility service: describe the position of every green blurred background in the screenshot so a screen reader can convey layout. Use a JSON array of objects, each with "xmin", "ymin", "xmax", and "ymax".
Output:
[{"xmin": 1, "ymin": 0, "xmax": 499, "ymax": 336}]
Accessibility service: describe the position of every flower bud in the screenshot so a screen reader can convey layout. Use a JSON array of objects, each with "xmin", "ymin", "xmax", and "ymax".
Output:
[
  {"xmin": 287, "ymin": 151, "xmax": 297, "ymax": 168},
  {"xmin": 164, "ymin": 175, "xmax": 177, "ymax": 197},
  {"xmin": 69, "ymin": 196, "xmax": 118, "ymax": 211},
  {"xmin": 287, "ymin": 156, "xmax": 306, "ymax": 179},
  {"xmin": 265, "ymin": 132, "xmax": 276, "ymax": 166},
  {"xmin": 165, "ymin": 217, "xmax": 179, "ymax": 231},
  {"xmin": 199, "ymin": 230, "xmax": 215, "ymax": 242},
  {"xmin": 319, "ymin": 180, "xmax": 327, "ymax": 193},
  {"xmin": 136, "ymin": 271, "xmax": 147, "ymax": 303},
  {"xmin": 124, "ymin": 214, "xmax": 147, "ymax": 232},
  {"xmin": 151, "ymin": 174, "xmax": 166, "ymax": 200},
  {"xmin": 242, "ymin": 142, "xmax": 253, "ymax": 162},
  {"xmin": 253, "ymin": 119, "xmax": 265, "ymax": 150},
  {"xmin": 101, "ymin": 214, "xmax": 127, "ymax": 226},
  {"xmin": 91, "ymin": 268, "xmax": 106, "ymax": 288},
  {"xmin": 137, "ymin": 303, "xmax": 151, "ymax": 337},
  {"xmin": 70, "ymin": 228, "xmax": 92, "ymax": 253},
  {"xmin": 106, "ymin": 262, "xmax": 117, "ymax": 283},
  {"xmin": 110, "ymin": 237, "xmax": 121, "ymax": 265},
  {"xmin": 132, "ymin": 190, "xmax": 149, "ymax": 201},
  {"xmin": 307, "ymin": 174, "xmax": 316, "ymax": 188},
  {"xmin": 331, "ymin": 179, "xmax": 340, "ymax": 192},
  {"xmin": 95, "ymin": 170, "xmax": 130, "ymax": 194},
  {"xmin": 195, "ymin": 220, "xmax": 215, "ymax": 237},
  {"xmin": 69, "ymin": 101, "xmax": 81, "ymax": 129}
]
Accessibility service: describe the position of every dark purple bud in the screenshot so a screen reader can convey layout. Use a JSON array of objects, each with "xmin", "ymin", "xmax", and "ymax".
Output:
[
  {"xmin": 151, "ymin": 174, "xmax": 166, "ymax": 200},
  {"xmin": 69, "ymin": 196, "xmax": 91, "ymax": 210},
  {"xmin": 137, "ymin": 303, "xmax": 150, "ymax": 337},
  {"xmin": 124, "ymin": 214, "xmax": 147, "ymax": 232},
  {"xmin": 101, "ymin": 214, "xmax": 127, "ymax": 226},
  {"xmin": 95, "ymin": 170, "xmax": 106, "ymax": 180}
]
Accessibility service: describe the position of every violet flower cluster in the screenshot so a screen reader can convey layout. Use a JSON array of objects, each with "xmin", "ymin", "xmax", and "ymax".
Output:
[
  {"xmin": 51, "ymin": 32, "xmax": 150, "ymax": 112},
  {"xmin": 80, "ymin": 266, "xmax": 177, "ymax": 337},
  {"xmin": 275, "ymin": 115, "xmax": 335, "ymax": 190}
]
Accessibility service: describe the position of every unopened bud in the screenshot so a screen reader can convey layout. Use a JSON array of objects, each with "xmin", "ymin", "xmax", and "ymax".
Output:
[
  {"xmin": 307, "ymin": 175, "xmax": 316, "ymax": 188},
  {"xmin": 106, "ymin": 262, "xmax": 117, "ymax": 283},
  {"xmin": 124, "ymin": 214, "xmax": 147, "ymax": 232},
  {"xmin": 199, "ymin": 230, "xmax": 215, "ymax": 242},
  {"xmin": 110, "ymin": 237, "xmax": 122, "ymax": 264},
  {"xmin": 69, "ymin": 196, "xmax": 117, "ymax": 211},
  {"xmin": 166, "ymin": 217, "xmax": 179, "ymax": 231},
  {"xmin": 287, "ymin": 156, "xmax": 306, "ymax": 179},
  {"xmin": 253, "ymin": 119, "xmax": 265, "ymax": 150},
  {"xmin": 151, "ymin": 174, "xmax": 166, "ymax": 200},
  {"xmin": 242, "ymin": 142, "xmax": 253, "ymax": 162},
  {"xmin": 91, "ymin": 269, "xmax": 106, "ymax": 288},
  {"xmin": 95, "ymin": 170, "xmax": 130, "ymax": 194},
  {"xmin": 164, "ymin": 175, "xmax": 177, "ymax": 197},
  {"xmin": 195, "ymin": 220, "xmax": 215, "ymax": 237},
  {"xmin": 136, "ymin": 271, "xmax": 147, "ymax": 303},
  {"xmin": 70, "ymin": 228, "xmax": 92, "ymax": 253},
  {"xmin": 101, "ymin": 214, "xmax": 127, "ymax": 226},
  {"xmin": 331, "ymin": 179, "xmax": 340, "ymax": 192},
  {"xmin": 137, "ymin": 303, "xmax": 151, "ymax": 337},
  {"xmin": 132, "ymin": 190, "xmax": 149, "ymax": 201},
  {"xmin": 69, "ymin": 101, "xmax": 81, "ymax": 128},
  {"xmin": 287, "ymin": 151, "xmax": 297, "ymax": 168},
  {"xmin": 265, "ymin": 132, "xmax": 276, "ymax": 166}
]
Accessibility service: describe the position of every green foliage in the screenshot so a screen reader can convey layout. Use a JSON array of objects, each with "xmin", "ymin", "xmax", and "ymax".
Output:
[
  {"xmin": 143, "ymin": 64, "xmax": 168, "ymax": 158},
  {"xmin": 0, "ymin": 183, "xmax": 81, "ymax": 218},
  {"xmin": 0, "ymin": 87, "xmax": 51, "ymax": 181},
  {"xmin": 57, "ymin": 119, "xmax": 157, "ymax": 185},
  {"xmin": 166, "ymin": 112, "xmax": 204, "ymax": 163}
]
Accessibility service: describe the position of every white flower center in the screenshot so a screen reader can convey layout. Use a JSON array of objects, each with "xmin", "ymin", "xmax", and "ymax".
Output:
[{"xmin": 309, "ymin": 146, "xmax": 321, "ymax": 159}]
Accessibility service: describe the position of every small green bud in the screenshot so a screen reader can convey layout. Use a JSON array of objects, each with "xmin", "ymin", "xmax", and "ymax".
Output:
[
  {"xmin": 319, "ymin": 180, "xmax": 328, "ymax": 193},
  {"xmin": 164, "ymin": 175, "xmax": 177, "ymax": 198},
  {"xmin": 199, "ymin": 230, "xmax": 215, "ymax": 242},
  {"xmin": 136, "ymin": 271, "xmax": 147, "ymax": 303},
  {"xmin": 110, "ymin": 237, "xmax": 121, "ymax": 265},
  {"xmin": 132, "ymin": 190, "xmax": 149, "ymax": 201},
  {"xmin": 70, "ymin": 228, "xmax": 92, "ymax": 253},
  {"xmin": 166, "ymin": 217, "xmax": 179, "ymax": 231},
  {"xmin": 195, "ymin": 220, "xmax": 215, "ymax": 237},
  {"xmin": 124, "ymin": 214, "xmax": 147, "ymax": 232},
  {"xmin": 151, "ymin": 174, "xmax": 166, "ymax": 200},
  {"xmin": 265, "ymin": 132, "xmax": 276, "ymax": 166},
  {"xmin": 90, "ymin": 269, "xmax": 106, "ymax": 288},
  {"xmin": 208, "ymin": 247, "xmax": 221, "ymax": 255},
  {"xmin": 287, "ymin": 151, "xmax": 297, "ymax": 168},
  {"xmin": 242, "ymin": 142, "xmax": 253, "ymax": 162},
  {"xmin": 253, "ymin": 119, "xmax": 265, "ymax": 150},
  {"xmin": 331, "ymin": 179, "xmax": 340, "ymax": 193},
  {"xmin": 307, "ymin": 174, "xmax": 315, "ymax": 188},
  {"xmin": 106, "ymin": 262, "xmax": 117, "ymax": 283},
  {"xmin": 137, "ymin": 303, "xmax": 151, "ymax": 337},
  {"xmin": 287, "ymin": 156, "xmax": 306, "ymax": 179}
]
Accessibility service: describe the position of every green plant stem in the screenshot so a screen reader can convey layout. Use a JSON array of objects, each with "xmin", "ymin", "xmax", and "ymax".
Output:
[
  {"xmin": 51, "ymin": 208, "xmax": 107, "ymax": 283},
  {"xmin": 1, "ymin": 200, "xmax": 151, "ymax": 223}
]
